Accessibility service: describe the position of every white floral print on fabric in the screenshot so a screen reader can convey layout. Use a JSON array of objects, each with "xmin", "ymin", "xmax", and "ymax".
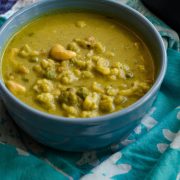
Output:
[
  {"xmin": 121, "ymin": 139, "xmax": 136, "ymax": 146},
  {"xmin": 111, "ymin": 107, "xmax": 157, "ymax": 151},
  {"xmin": 170, "ymin": 131, "xmax": 180, "ymax": 150},
  {"xmin": 140, "ymin": 107, "xmax": 158, "ymax": 131},
  {"xmin": 148, "ymin": 107, "xmax": 157, "ymax": 115},
  {"xmin": 157, "ymin": 143, "xmax": 169, "ymax": 153},
  {"xmin": 157, "ymin": 128, "xmax": 180, "ymax": 152},
  {"xmin": 141, "ymin": 116, "xmax": 158, "ymax": 131},
  {"xmin": 134, "ymin": 125, "xmax": 142, "ymax": 134},
  {"xmin": 163, "ymin": 129, "xmax": 176, "ymax": 141},
  {"xmin": 177, "ymin": 111, "xmax": 180, "ymax": 120},
  {"xmin": 16, "ymin": 148, "xmax": 29, "ymax": 156},
  {"xmin": 81, "ymin": 152, "xmax": 132, "ymax": 180},
  {"xmin": 176, "ymin": 172, "xmax": 180, "ymax": 180}
]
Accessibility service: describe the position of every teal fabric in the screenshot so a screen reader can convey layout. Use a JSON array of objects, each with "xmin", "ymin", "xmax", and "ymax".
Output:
[
  {"xmin": 0, "ymin": 0, "xmax": 180, "ymax": 179},
  {"xmin": 0, "ymin": 144, "xmax": 68, "ymax": 180},
  {"xmin": 0, "ymin": 17, "xmax": 6, "ymax": 27}
]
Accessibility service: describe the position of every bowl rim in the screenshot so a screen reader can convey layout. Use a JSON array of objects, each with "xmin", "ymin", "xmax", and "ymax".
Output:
[{"xmin": 0, "ymin": 0, "xmax": 167, "ymax": 124}]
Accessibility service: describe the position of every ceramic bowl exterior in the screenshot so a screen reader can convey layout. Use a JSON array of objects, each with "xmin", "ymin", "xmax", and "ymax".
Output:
[{"xmin": 0, "ymin": 0, "xmax": 166, "ymax": 151}]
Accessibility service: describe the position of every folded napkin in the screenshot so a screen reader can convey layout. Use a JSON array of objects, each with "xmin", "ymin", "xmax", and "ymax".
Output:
[{"xmin": 0, "ymin": 0, "xmax": 180, "ymax": 179}]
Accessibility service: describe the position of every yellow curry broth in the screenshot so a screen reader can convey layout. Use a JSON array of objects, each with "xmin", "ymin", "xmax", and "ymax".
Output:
[{"xmin": 2, "ymin": 12, "xmax": 154, "ymax": 118}]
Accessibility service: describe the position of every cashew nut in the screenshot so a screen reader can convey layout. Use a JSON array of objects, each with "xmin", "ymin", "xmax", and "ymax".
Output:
[
  {"xmin": 6, "ymin": 80, "xmax": 26, "ymax": 94},
  {"xmin": 17, "ymin": 65, "xmax": 30, "ymax": 74},
  {"xmin": 50, "ymin": 44, "xmax": 76, "ymax": 61}
]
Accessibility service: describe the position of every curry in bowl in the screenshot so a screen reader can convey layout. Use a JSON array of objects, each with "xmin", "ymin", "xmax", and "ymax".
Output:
[{"xmin": 2, "ymin": 12, "xmax": 154, "ymax": 118}]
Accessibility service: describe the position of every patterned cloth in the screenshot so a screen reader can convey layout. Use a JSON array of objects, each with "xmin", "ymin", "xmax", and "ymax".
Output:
[
  {"xmin": 0, "ymin": 0, "xmax": 17, "ymax": 14},
  {"xmin": 0, "ymin": 0, "xmax": 180, "ymax": 179}
]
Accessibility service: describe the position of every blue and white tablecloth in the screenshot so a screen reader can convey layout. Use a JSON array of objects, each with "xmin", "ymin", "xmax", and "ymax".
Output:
[{"xmin": 0, "ymin": 0, "xmax": 180, "ymax": 179}]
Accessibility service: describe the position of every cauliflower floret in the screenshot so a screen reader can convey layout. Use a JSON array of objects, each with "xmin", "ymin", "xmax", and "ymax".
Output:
[
  {"xmin": 83, "ymin": 92, "xmax": 100, "ymax": 110},
  {"xmin": 99, "ymin": 95, "xmax": 115, "ymax": 112},
  {"xmin": 59, "ymin": 88, "xmax": 78, "ymax": 105},
  {"xmin": 33, "ymin": 79, "xmax": 53, "ymax": 93},
  {"xmin": 60, "ymin": 70, "xmax": 78, "ymax": 84},
  {"xmin": 62, "ymin": 103, "xmax": 78, "ymax": 116},
  {"xmin": 36, "ymin": 93, "xmax": 56, "ymax": 110},
  {"xmin": 77, "ymin": 87, "xmax": 90, "ymax": 99}
]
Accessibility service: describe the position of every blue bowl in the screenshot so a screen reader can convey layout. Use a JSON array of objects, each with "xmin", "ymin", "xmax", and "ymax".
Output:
[{"xmin": 0, "ymin": 0, "xmax": 166, "ymax": 151}]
